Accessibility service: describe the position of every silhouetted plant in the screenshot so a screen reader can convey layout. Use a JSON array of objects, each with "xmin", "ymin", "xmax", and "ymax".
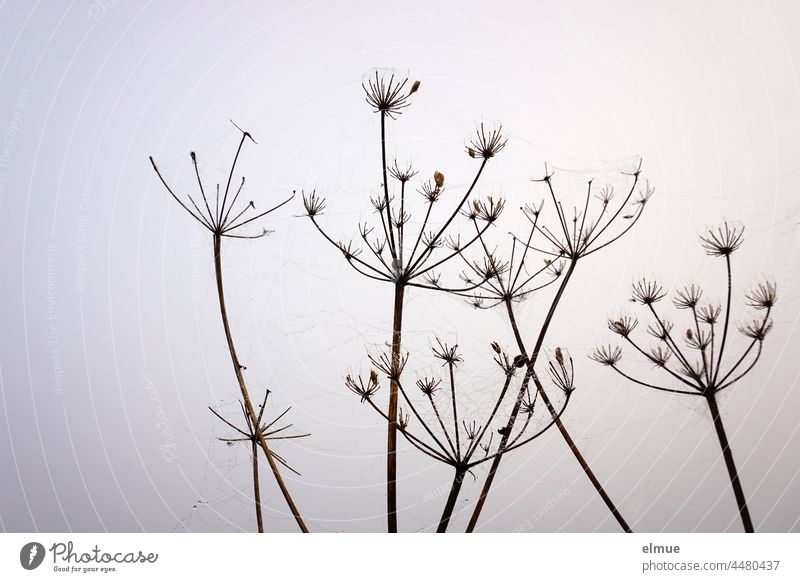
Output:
[
  {"xmin": 452, "ymin": 164, "xmax": 652, "ymax": 532},
  {"xmin": 150, "ymin": 125, "xmax": 308, "ymax": 532},
  {"xmin": 303, "ymin": 69, "xmax": 506, "ymax": 532},
  {"xmin": 348, "ymin": 339, "xmax": 571, "ymax": 532},
  {"xmin": 209, "ymin": 389, "xmax": 309, "ymax": 532},
  {"xmin": 591, "ymin": 222, "xmax": 775, "ymax": 533}
]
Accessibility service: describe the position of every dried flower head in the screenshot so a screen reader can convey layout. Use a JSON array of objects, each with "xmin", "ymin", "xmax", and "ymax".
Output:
[
  {"xmin": 363, "ymin": 70, "xmax": 418, "ymax": 117},
  {"xmin": 418, "ymin": 179, "xmax": 444, "ymax": 203},
  {"xmin": 432, "ymin": 338, "xmax": 463, "ymax": 366},
  {"xmin": 608, "ymin": 315, "xmax": 638, "ymax": 337},
  {"xmin": 346, "ymin": 370, "xmax": 381, "ymax": 402},
  {"xmin": 388, "ymin": 160, "xmax": 418, "ymax": 183},
  {"xmin": 745, "ymin": 281, "xmax": 777, "ymax": 310},
  {"xmin": 700, "ymin": 222, "xmax": 744, "ymax": 257},
  {"xmin": 548, "ymin": 349, "xmax": 575, "ymax": 394},
  {"xmin": 647, "ymin": 320, "xmax": 674, "ymax": 341},
  {"xmin": 469, "ymin": 196, "xmax": 505, "ymax": 223},
  {"xmin": 685, "ymin": 328, "xmax": 711, "ymax": 351},
  {"xmin": 368, "ymin": 350, "xmax": 409, "ymax": 380},
  {"xmin": 739, "ymin": 319, "xmax": 773, "ymax": 341},
  {"xmin": 698, "ymin": 303, "xmax": 722, "ymax": 324},
  {"xmin": 590, "ymin": 345, "xmax": 622, "ymax": 366},
  {"xmin": 596, "ymin": 185, "xmax": 615, "ymax": 206},
  {"xmin": 463, "ymin": 420, "xmax": 480, "ymax": 440},
  {"xmin": 673, "ymin": 284, "xmax": 703, "ymax": 310},
  {"xmin": 648, "ymin": 346, "xmax": 671, "ymax": 367},
  {"xmin": 398, "ymin": 407, "xmax": 410, "ymax": 430},
  {"xmin": 467, "ymin": 123, "xmax": 507, "ymax": 159},
  {"xmin": 632, "ymin": 278, "xmax": 666, "ymax": 305},
  {"xmin": 302, "ymin": 190, "xmax": 326, "ymax": 217},
  {"xmin": 416, "ymin": 376, "xmax": 442, "ymax": 397},
  {"xmin": 634, "ymin": 180, "xmax": 655, "ymax": 206}
]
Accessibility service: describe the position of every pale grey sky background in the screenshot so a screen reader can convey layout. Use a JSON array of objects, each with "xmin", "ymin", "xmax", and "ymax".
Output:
[{"xmin": 1, "ymin": 0, "xmax": 800, "ymax": 533}]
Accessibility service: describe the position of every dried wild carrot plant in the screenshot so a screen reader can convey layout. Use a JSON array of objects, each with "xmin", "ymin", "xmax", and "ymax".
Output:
[
  {"xmin": 303, "ymin": 69, "xmax": 506, "ymax": 532},
  {"xmin": 591, "ymin": 222, "xmax": 775, "ymax": 532},
  {"xmin": 150, "ymin": 126, "xmax": 308, "ymax": 532}
]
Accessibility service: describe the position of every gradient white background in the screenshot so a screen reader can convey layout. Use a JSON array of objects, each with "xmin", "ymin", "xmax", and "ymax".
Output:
[{"xmin": 1, "ymin": 0, "xmax": 799, "ymax": 533}]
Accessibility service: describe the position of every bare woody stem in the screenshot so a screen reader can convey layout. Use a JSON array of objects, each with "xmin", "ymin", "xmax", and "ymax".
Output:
[
  {"xmin": 213, "ymin": 234, "xmax": 308, "ymax": 533},
  {"xmin": 387, "ymin": 281, "xmax": 405, "ymax": 533},
  {"xmin": 251, "ymin": 440, "xmax": 263, "ymax": 533},
  {"xmin": 466, "ymin": 258, "xmax": 632, "ymax": 533},
  {"xmin": 437, "ymin": 467, "xmax": 467, "ymax": 533},
  {"xmin": 705, "ymin": 391, "xmax": 754, "ymax": 532}
]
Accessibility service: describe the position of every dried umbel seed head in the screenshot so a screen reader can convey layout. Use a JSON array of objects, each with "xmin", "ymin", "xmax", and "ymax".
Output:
[
  {"xmin": 698, "ymin": 303, "xmax": 722, "ymax": 324},
  {"xmin": 467, "ymin": 122, "xmax": 507, "ymax": 159},
  {"xmin": 302, "ymin": 190, "xmax": 326, "ymax": 217},
  {"xmin": 685, "ymin": 328, "xmax": 711, "ymax": 351},
  {"xmin": 595, "ymin": 184, "xmax": 615, "ymax": 206},
  {"xmin": 520, "ymin": 396, "xmax": 536, "ymax": 416},
  {"xmin": 362, "ymin": 70, "xmax": 418, "ymax": 117},
  {"xmin": 388, "ymin": 160, "xmax": 418, "ymax": 183},
  {"xmin": 631, "ymin": 278, "xmax": 666, "ymax": 305},
  {"xmin": 473, "ymin": 196, "xmax": 505, "ymax": 223},
  {"xmin": 700, "ymin": 222, "xmax": 744, "ymax": 257},
  {"xmin": 416, "ymin": 376, "xmax": 442, "ymax": 397},
  {"xmin": 634, "ymin": 179, "xmax": 655, "ymax": 206},
  {"xmin": 433, "ymin": 170, "xmax": 445, "ymax": 189},
  {"xmin": 398, "ymin": 407, "xmax": 410, "ymax": 430},
  {"xmin": 648, "ymin": 346, "xmax": 671, "ymax": 368},
  {"xmin": 419, "ymin": 179, "xmax": 444, "ymax": 203},
  {"xmin": 608, "ymin": 315, "xmax": 638, "ymax": 337},
  {"xmin": 368, "ymin": 350, "xmax": 409, "ymax": 380},
  {"xmin": 745, "ymin": 281, "xmax": 777, "ymax": 310},
  {"xmin": 739, "ymin": 319, "xmax": 773, "ymax": 341},
  {"xmin": 548, "ymin": 349, "xmax": 575, "ymax": 394},
  {"xmin": 681, "ymin": 361, "xmax": 704, "ymax": 381},
  {"xmin": 673, "ymin": 284, "xmax": 703, "ymax": 310},
  {"xmin": 346, "ymin": 371, "xmax": 380, "ymax": 402},
  {"xmin": 490, "ymin": 341, "xmax": 502, "ymax": 354},
  {"xmin": 647, "ymin": 320, "xmax": 673, "ymax": 341},
  {"xmin": 432, "ymin": 338, "xmax": 463, "ymax": 366},
  {"xmin": 589, "ymin": 345, "xmax": 623, "ymax": 366},
  {"xmin": 463, "ymin": 420, "xmax": 480, "ymax": 440}
]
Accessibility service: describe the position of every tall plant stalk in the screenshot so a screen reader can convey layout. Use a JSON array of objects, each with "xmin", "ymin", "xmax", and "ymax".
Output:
[
  {"xmin": 449, "ymin": 166, "xmax": 652, "ymax": 531},
  {"xmin": 706, "ymin": 392, "xmax": 753, "ymax": 531},
  {"xmin": 150, "ymin": 126, "xmax": 308, "ymax": 532},
  {"xmin": 213, "ymin": 235, "xmax": 307, "ymax": 532},
  {"xmin": 592, "ymin": 222, "xmax": 775, "ymax": 532},
  {"xmin": 304, "ymin": 69, "xmax": 507, "ymax": 531},
  {"xmin": 386, "ymin": 282, "xmax": 405, "ymax": 531}
]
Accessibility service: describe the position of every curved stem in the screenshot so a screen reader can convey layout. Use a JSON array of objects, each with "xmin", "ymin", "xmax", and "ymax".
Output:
[
  {"xmin": 706, "ymin": 392, "xmax": 754, "ymax": 532},
  {"xmin": 380, "ymin": 112, "xmax": 398, "ymax": 259},
  {"xmin": 713, "ymin": 255, "xmax": 733, "ymax": 386},
  {"xmin": 213, "ymin": 235, "xmax": 308, "ymax": 532}
]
